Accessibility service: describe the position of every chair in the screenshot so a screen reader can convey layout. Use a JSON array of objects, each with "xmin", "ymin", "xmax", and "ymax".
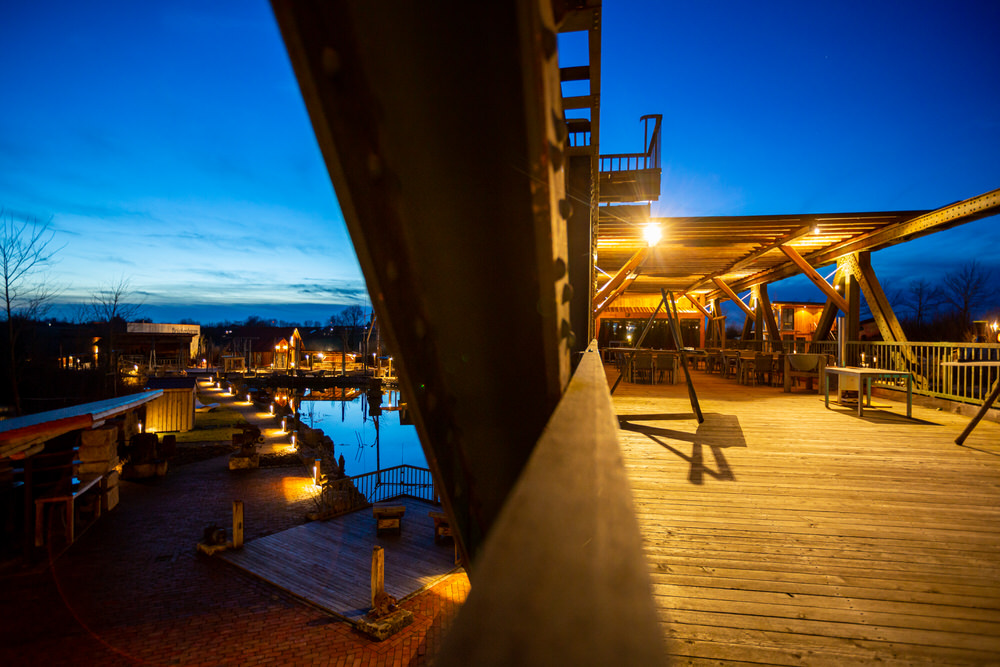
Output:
[
  {"xmin": 771, "ymin": 353, "xmax": 785, "ymax": 387},
  {"xmin": 654, "ymin": 352, "xmax": 676, "ymax": 384},
  {"xmin": 631, "ymin": 351, "xmax": 654, "ymax": 383},
  {"xmin": 705, "ymin": 350, "xmax": 722, "ymax": 373},
  {"xmin": 784, "ymin": 353, "xmax": 826, "ymax": 393},
  {"xmin": 752, "ymin": 353, "xmax": 773, "ymax": 387}
]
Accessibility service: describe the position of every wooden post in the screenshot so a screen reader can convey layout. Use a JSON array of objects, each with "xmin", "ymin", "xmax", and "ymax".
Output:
[
  {"xmin": 232, "ymin": 500, "xmax": 244, "ymax": 549},
  {"xmin": 313, "ymin": 459, "xmax": 322, "ymax": 486},
  {"xmin": 371, "ymin": 545, "xmax": 385, "ymax": 608}
]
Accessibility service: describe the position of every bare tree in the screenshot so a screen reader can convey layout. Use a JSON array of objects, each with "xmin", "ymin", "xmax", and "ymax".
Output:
[
  {"xmin": 1, "ymin": 210, "xmax": 60, "ymax": 415},
  {"xmin": 942, "ymin": 260, "xmax": 995, "ymax": 328},
  {"xmin": 86, "ymin": 277, "xmax": 144, "ymax": 395},
  {"xmin": 903, "ymin": 278, "xmax": 944, "ymax": 328},
  {"xmin": 330, "ymin": 305, "xmax": 369, "ymax": 375}
]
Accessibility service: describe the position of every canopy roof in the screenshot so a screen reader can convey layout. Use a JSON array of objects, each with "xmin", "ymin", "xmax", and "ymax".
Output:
[{"xmin": 596, "ymin": 188, "xmax": 1000, "ymax": 301}]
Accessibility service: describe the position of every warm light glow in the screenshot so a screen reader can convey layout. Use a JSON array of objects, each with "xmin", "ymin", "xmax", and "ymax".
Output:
[
  {"xmin": 138, "ymin": 420, "xmax": 143, "ymax": 433},
  {"xmin": 290, "ymin": 432, "xmax": 297, "ymax": 446},
  {"xmin": 643, "ymin": 223, "xmax": 662, "ymax": 247},
  {"xmin": 246, "ymin": 393, "xmax": 251, "ymax": 403},
  {"xmin": 269, "ymin": 403, "xmax": 274, "ymax": 415},
  {"xmin": 316, "ymin": 353, "xmax": 324, "ymax": 360},
  {"xmin": 281, "ymin": 418, "xmax": 288, "ymax": 432}
]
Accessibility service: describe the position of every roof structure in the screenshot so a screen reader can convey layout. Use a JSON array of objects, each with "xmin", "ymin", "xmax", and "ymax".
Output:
[
  {"xmin": 0, "ymin": 391, "xmax": 163, "ymax": 459},
  {"xmin": 596, "ymin": 188, "xmax": 1000, "ymax": 303}
]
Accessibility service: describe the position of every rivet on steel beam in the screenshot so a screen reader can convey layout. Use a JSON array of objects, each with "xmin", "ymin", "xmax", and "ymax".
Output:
[
  {"xmin": 321, "ymin": 47, "xmax": 341, "ymax": 76},
  {"xmin": 562, "ymin": 283, "xmax": 574, "ymax": 303},
  {"xmin": 560, "ymin": 319, "xmax": 575, "ymax": 347},
  {"xmin": 541, "ymin": 27, "xmax": 557, "ymax": 60},
  {"xmin": 549, "ymin": 143, "xmax": 563, "ymax": 171},
  {"xmin": 559, "ymin": 198, "xmax": 573, "ymax": 220},
  {"xmin": 554, "ymin": 257, "xmax": 567, "ymax": 280},
  {"xmin": 552, "ymin": 110, "xmax": 566, "ymax": 142}
]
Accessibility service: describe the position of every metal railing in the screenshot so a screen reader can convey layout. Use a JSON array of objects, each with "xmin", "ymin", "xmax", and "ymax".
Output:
[
  {"xmin": 720, "ymin": 340, "xmax": 999, "ymax": 405},
  {"xmin": 598, "ymin": 114, "xmax": 662, "ymax": 174},
  {"xmin": 348, "ymin": 464, "xmax": 437, "ymax": 504},
  {"xmin": 853, "ymin": 341, "xmax": 1000, "ymax": 404}
]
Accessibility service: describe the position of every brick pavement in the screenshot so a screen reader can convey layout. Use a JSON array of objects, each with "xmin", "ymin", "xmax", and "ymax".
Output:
[{"xmin": 0, "ymin": 385, "xmax": 470, "ymax": 666}]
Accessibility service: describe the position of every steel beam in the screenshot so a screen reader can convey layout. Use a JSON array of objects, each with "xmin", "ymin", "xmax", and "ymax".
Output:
[
  {"xmin": 271, "ymin": 0, "xmax": 572, "ymax": 564},
  {"xmin": 725, "ymin": 188, "xmax": 1000, "ymax": 294}
]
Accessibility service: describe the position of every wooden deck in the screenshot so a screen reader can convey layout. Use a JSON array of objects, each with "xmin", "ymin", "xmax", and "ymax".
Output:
[
  {"xmin": 219, "ymin": 497, "xmax": 458, "ymax": 622},
  {"xmin": 610, "ymin": 365, "xmax": 1000, "ymax": 665}
]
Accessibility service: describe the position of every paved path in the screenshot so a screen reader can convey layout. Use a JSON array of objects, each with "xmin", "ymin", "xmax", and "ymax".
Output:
[{"xmin": 1, "ymin": 382, "xmax": 470, "ymax": 666}]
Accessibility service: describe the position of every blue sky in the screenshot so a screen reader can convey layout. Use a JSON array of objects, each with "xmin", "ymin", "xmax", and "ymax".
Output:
[{"xmin": 1, "ymin": 1, "xmax": 998, "ymax": 325}]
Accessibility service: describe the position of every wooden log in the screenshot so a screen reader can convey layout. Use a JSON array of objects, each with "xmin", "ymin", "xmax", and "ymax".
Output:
[
  {"xmin": 371, "ymin": 545, "xmax": 385, "ymax": 608},
  {"xmin": 233, "ymin": 500, "xmax": 244, "ymax": 549}
]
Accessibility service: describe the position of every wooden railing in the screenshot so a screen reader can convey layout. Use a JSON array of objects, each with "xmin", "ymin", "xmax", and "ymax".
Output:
[{"xmin": 436, "ymin": 342, "xmax": 664, "ymax": 664}]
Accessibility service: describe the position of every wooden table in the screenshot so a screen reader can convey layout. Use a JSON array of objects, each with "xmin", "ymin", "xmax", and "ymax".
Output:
[
  {"xmin": 824, "ymin": 367, "xmax": 912, "ymax": 418},
  {"xmin": 942, "ymin": 361, "xmax": 1000, "ymax": 445},
  {"xmin": 34, "ymin": 473, "xmax": 105, "ymax": 547}
]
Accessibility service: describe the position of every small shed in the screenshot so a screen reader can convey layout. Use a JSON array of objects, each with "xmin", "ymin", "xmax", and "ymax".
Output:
[{"xmin": 145, "ymin": 377, "xmax": 197, "ymax": 432}]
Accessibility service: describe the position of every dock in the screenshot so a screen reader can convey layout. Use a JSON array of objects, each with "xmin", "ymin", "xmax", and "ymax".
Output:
[
  {"xmin": 219, "ymin": 497, "xmax": 458, "ymax": 622},
  {"xmin": 612, "ymin": 366, "xmax": 1000, "ymax": 664}
]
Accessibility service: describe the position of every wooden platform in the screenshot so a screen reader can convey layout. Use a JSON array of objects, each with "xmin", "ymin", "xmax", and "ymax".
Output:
[
  {"xmin": 610, "ymin": 365, "xmax": 1000, "ymax": 665},
  {"xmin": 219, "ymin": 497, "xmax": 458, "ymax": 622}
]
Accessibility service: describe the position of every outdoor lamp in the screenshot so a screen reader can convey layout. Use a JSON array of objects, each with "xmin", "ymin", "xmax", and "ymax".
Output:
[{"xmin": 643, "ymin": 222, "xmax": 662, "ymax": 247}]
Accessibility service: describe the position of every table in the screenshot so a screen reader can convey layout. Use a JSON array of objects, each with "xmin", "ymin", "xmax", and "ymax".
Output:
[
  {"xmin": 942, "ymin": 361, "xmax": 1000, "ymax": 445},
  {"xmin": 824, "ymin": 367, "xmax": 912, "ymax": 418}
]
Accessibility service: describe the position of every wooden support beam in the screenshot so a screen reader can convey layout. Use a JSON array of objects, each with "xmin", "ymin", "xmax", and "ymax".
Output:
[
  {"xmin": 593, "ymin": 247, "xmax": 648, "ymax": 310},
  {"xmin": 681, "ymin": 293, "xmax": 712, "ymax": 319},
  {"xmin": 812, "ymin": 272, "xmax": 843, "ymax": 343},
  {"xmin": 712, "ymin": 278, "xmax": 755, "ymax": 318},
  {"xmin": 232, "ymin": 500, "xmax": 244, "ymax": 549},
  {"xmin": 741, "ymin": 310, "xmax": 754, "ymax": 341},
  {"xmin": 843, "ymin": 252, "xmax": 906, "ymax": 343},
  {"xmin": 371, "ymin": 545, "xmax": 385, "ymax": 608},
  {"xmin": 757, "ymin": 284, "xmax": 784, "ymax": 352},
  {"xmin": 778, "ymin": 245, "xmax": 850, "ymax": 312},
  {"xmin": 593, "ymin": 271, "xmax": 640, "ymax": 318}
]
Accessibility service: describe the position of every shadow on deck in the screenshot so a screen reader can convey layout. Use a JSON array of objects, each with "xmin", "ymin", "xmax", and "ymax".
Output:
[
  {"xmin": 219, "ymin": 497, "xmax": 459, "ymax": 623},
  {"xmin": 610, "ymin": 363, "xmax": 1000, "ymax": 665}
]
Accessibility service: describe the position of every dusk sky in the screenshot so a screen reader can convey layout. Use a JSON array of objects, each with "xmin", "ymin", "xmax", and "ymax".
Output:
[{"xmin": 2, "ymin": 1, "xmax": 998, "ymax": 325}]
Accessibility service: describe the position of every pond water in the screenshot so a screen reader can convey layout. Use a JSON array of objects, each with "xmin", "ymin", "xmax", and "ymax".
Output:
[{"xmin": 296, "ymin": 390, "xmax": 427, "ymax": 477}]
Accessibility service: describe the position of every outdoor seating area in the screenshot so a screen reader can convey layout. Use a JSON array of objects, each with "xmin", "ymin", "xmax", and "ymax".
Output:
[
  {"xmin": 606, "ymin": 359, "xmax": 1000, "ymax": 664},
  {"xmin": 613, "ymin": 345, "xmax": 840, "ymax": 392}
]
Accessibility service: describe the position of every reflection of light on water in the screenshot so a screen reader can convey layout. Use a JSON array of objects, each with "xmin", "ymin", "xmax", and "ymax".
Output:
[{"xmin": 282, "ymin": 476, "xmax": 321, "ymax": 502}]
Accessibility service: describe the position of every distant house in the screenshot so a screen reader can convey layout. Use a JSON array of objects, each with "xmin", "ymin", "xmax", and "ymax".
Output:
[{"xmin": 770, "ymin": 301, "xmax": 827, "ymax": 342}]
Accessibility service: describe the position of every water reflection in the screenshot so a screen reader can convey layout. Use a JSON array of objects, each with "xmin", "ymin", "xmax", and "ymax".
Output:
[{"xmin": 298, "ymin": 389, "xmax": 426, "ymax": 477}]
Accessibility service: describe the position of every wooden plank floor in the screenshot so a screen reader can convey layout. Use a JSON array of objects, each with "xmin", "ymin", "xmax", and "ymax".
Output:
[
  {"xmin": 219, "ymin": 497, "xmax": 458, "ymax": 622},
  {"xmin": 610, "ymin": 365, "xmax": 1000, "ymax": 665}
]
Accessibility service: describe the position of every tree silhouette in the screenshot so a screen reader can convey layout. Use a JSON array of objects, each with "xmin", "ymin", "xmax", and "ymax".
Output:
[
  {"xmin": 942, "ymin": 260, "xmax": 995, "ymax": 329},
  {"xmin": 1, "ymin": 210, "xmax": 60, "ymax": 415}
]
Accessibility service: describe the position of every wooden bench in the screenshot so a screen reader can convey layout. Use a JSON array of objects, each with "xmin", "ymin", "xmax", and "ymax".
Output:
[
  {"xmin": 429, "ymin": 510, "xmax": 452, "ymax": 544},
  {"xmin": 372, "ymin": 504, "xmax": 406, "ymax": 535}
]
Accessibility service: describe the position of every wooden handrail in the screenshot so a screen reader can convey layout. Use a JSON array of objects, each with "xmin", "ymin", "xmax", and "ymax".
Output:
[{"xmin": 435, "ymin": 341, "xmax": 664, "ymax": 665}]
